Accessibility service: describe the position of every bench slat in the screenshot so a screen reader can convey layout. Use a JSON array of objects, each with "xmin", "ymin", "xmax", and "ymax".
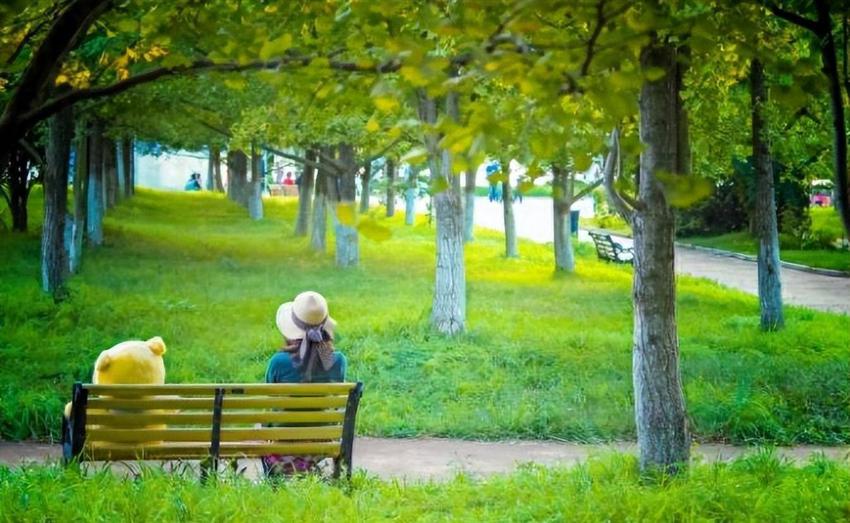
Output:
[
  {"xmin": 87, "ymin": 426, "xmax": 343, "ymax": 443},
  {"xmin": 87, "ymin": 396, "xmax": 348, "ymax": 410},
  {"xmin": 84, "ymin": 383, "xmax": 357, "ymax": 396},
  {"xmin": 84, "ymin": 442, "xmax": 341, "ymax": 461},
  {"xmin": 85, "ymin": 410, "xmax": 345, "ymax": 427}
]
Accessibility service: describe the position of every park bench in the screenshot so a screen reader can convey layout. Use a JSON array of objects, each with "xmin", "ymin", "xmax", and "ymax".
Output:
[
  {"xmin": 62, "ymin": 382, "xmax": 363, "ymax": 479},
  {"xmin": 588, "ymin": 230, "xmax": 634, "ymax": 264}
]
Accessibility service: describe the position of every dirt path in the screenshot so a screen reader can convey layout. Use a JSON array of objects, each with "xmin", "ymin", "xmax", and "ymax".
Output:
[
  {"xmin": 473, "ymin": 196, "xmax": 850, "ymax": 315},
  {"xmin": 2, "ymin": 439, "xmax": 848, "ymax": 481}
]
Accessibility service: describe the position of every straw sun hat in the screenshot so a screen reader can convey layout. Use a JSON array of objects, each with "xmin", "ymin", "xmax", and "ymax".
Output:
[{"xmin": 275, "ymin": 291, "xmax": 336, "ymax": 340}]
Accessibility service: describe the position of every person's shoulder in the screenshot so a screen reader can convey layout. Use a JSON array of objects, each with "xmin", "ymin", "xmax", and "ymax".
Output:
[
  {"xmin": 269, "ymin": 351, "xmax": 294, "ymax": 366},
  {"xmin": 333, "ymin": 352, "xmax": 347, "ymax": 365}
]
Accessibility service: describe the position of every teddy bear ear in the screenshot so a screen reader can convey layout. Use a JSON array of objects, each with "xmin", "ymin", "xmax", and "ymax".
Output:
[
  {"xmin": 147, "ymin": 336, "xmax": 166, "ymax": 356},
  {"xmin": 95, "ymin": 353, "xmax": 112, "ymax": 372}
]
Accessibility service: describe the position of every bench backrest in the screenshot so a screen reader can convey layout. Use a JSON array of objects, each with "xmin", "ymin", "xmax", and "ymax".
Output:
[
  {"xmin": 64, "ymin": 382, "xmax": 363, "ymax": 478},
  {"xmin": 588, "ymin": 231, "xmax": 620, "ymax": 260}
]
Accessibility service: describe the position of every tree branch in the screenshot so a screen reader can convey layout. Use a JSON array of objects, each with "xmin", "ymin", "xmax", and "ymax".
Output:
[
  {"xmin": 763, "ymin": 2, "xmax": 820, "ymax": 33},
  {"xmin": 574, "ymin": 177, "xmax": 603, "ymax": 201},
  {"xmin": 601, "ymin": 128, "xmax": 637, "ymax": 221}
]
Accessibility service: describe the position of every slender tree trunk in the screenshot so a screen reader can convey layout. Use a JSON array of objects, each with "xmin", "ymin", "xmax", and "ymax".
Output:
[
  {"xmin": 418, "ymin": 91, "xmax": 465, "ymax": 335},
  {"xmin": 359, "ymin": 160, "xmax": 371, "ymax": 213},
  {"xmin": 295, "ymin": 148, "xmax": 316, "ymax": 236},
  {"xmin": 386, "ymin": 159, "xmax": 397, "ymax": 217},
  {"xmin": 127, "ymin": 139, "xmax": 135, "ymax": 196},
  {"xmin": 120, "ymin": 139, "xmax": 132, "ymax": 198},
  {"xmin": 310, "ymin": 154, "xmax": 328, "ymax": 252},
  {"xmin": 211, "ymin": 145, "xmax": 222, "ymax": 192},
  {"xmin": 247, "ymin": 144, "xmax": 264, "ymax": 220},
  {"xmin": 205, "ymin": 145, "xmax": 215, "ymax": 191},
  {"xmin": 751, "ymin": 59, "xmax": 784, "ymax": 330},
  {"xmin": 7, "ymin": 146, "xmax": 30, "ymax": 232},
  {"xmin": 228, "ymin": 150, "xmax": 248, "ymax": 207},
  {"xmin": 552, "ymin": 166, "xmax": 575, "ymax": 272},
  {"xmin": 86, "ymin": 121, "xmax": 104, "ymax": 246},
  {"xmin": 335, "ymin": 144, "xmax": 359, "ymax": 267},
  {"xmin": 463, "ymin": 169, "xmax": 476, "ymax": 242},
  {"xmin": 42, "ymin": 105, "xmax": 73, "ymax": 295},
  {"xmin": 115, "ymin": 140, "xmax": 126, "ymax": 200},
  {"xmin": 70, "ymin": 120, "xmax": 88, "ymax": 273},
  {"xmin": 103, "ymin": 138, "xmax": 117, "ymax": 209},
  {"xmin": 405, "ymin": 166, "xmax": 417, "ymax": 225},
  {"xmin": 502, "ymin": 173, "xmax": 518, "ymax": 258},
  {"xmin": 632, "ymin": 40, "xmax": 690, "ymax": 473}
]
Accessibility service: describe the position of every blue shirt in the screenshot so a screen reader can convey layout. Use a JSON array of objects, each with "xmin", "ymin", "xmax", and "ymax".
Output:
[{"xmin": 265, "ymin": 351, "xmax": 347, "ymax": 384}]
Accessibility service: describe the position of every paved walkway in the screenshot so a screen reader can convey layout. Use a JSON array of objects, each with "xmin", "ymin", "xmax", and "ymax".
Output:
[
  {"xmin": 2, "ymin": 439, "xmax": 848, "ymax": 481},
  {"xmin": 473, "ymin": 196, "xmax": 850, "ymax": 315}
]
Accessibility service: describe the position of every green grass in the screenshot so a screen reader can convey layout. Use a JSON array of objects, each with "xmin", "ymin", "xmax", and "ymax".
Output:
[
  {"xmin": 2, "ymin": 452, "xmax": 850, "ymax": 521},
  {"xmin": 581, "ymin": 213, "xmax": 632, "ymax": 235},
  {"xmin": 681, "ymin": 232, "xmax": 850, "ymax": 272},
  {"xmin": 1, "ymin": 189, "xmax": 849, "ymax": 444}
]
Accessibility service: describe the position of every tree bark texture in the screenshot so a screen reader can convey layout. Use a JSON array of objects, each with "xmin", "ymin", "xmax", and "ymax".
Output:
[
  {"xmin": 405, "ymin": 166, "xmax": 417, "ymax": 225},
  {"xmin": 418, "ymin": 91, "xmax": 466, "ymax": 335},
  {"xmin": 227, "ymin": 150, "xmax": 248, "ymax": 207},
  {"xmin": 295, "ymin": 148, "xmax": 317, "ymax": 236},
  {"xmin": 248, "ymin": 145, "xmax": 263, "ymax": 220},
  {"xmin": 751, "ymin": 59, "xmax": 784, "ymax": 330},
  {"xmin": 206, "ymin": 145, "xmax": 215, "ymax": 191},
  {"xmin": 211, "ymin": 145, "xmax": 222, "ymax": 192},
  {"xmin": 464, "ymin": 169, "xmax": 476, "ymax": 242},
  {"xmin": 86, "ymin": 121, "xmax": 104, "ymax": 246},
  {"xmin": 122, "ymin": 139, "xmax": 134, "ymax": 197},
  {"xmin": 5, "ymin": 145, "xmax": 31, "ymax": 232},
  {"xmin": 359, "ymin": 160, "xmax": 371, "ymax": 214},
  {"xmin": 632, "ymin": 40, "xmax": 690, "ymax": 473},
  {"xmin": 115, "ymin": 140, "xmax": 126, "ymax": 199},
  {"xmin": 42, "ymin": 105, "xmax": 73, "ymax": 294},
  {"xmin": 501, "ymin": 173, "xmax": 518, "ymax": 258},
  {"xmin": 386, "ymin": 159, "xmax": 396, "ymax": 217},
  {"xmin": 103, "ymin": 138, "xmax": 117, "ymax": 209},
  {"xmin": 335, "ymin": 144, "xmax": 359, "ymax": 267},
  {"xmin": 552, "ymin": 166, "xmax": 575, "ymax": 272},
  {"xmin": 70, "ymin": 121, "xmax": 88, "ymax": 273}
]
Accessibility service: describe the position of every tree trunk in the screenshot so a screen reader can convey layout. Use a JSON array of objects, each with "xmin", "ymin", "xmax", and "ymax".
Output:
[
  {"xmin": 247, "ymin": 145, "xmax": 263, "ymax": 220},
  {"xmin": 464, "ymin": 169, "xmax": 476, "ymax": 242},
  {"xmin": 335, "ymin": 144, "xmax": 359, "ymax": 267},
  {"xmin": 310, "ymin": 154, "xmax": 328, "ymax": 252},
  {"xmin": 115, "ymin": 140, "xmax": 126, "ymax": 199},
  {"xmin": 103, "ymin": 138, "xmax": 117, "ymax": 209},
  {"xmin": 418, "ymin": 91, "xmax": 465, "ymax": 335},
  {"xmin": 385, "ymin": 159, "xmax": 396, "ymax": 217},
  {"xmin": 121, "ymin": 139, "xmax": 135, "ymax": 198},
  {"xmin": 751, "ymin": 59, "xmax": 784, "ymax": 330},
  {"xmin": 42, "ymin": 105, "xmax": 73, "ymax": 295},
  {"xmin": 502, "ymin": 174, "xmax": 518, "ymax": 258},
  {"xmin": 632, "ymin": 40, "xmax": 690, "ymax": 473},
  {"xmin": 205, "ymin": 145, "xmax": 215, "ymax": 191},
  {"xmin": 552, "ymin": 166, "xmax": 575, "ymax": 272},
  {"xmin": 359, "ymin": 160, "xmax": 371, "ymax": 213},
  {"xmin": 70, "ymin": 120, "xmax": 88, "ymax": 273},
  {"xmin": 227, "ymin": 150, "xmax": 248, "ymax": 207},
  {"xmin": 86, "ymin": 121, "xmax": 104, "ymax": 246},
  {"xmin": 405, "ymin": 166, "xmax": 417, "ymax": 225},
  {"xmin": 6, "ymin": 146, "xmax": 30, "ymax": 232},
  {"xmin": 211, "ymin": 145, "xmax": 222, "ymax": 192},
  {"xmin": 295, "ymin": 148, "xmax": 316, "ymax": 236}
]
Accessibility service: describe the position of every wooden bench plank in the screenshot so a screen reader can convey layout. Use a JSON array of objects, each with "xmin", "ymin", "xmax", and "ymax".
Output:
[
  {"xmin": 84, "ymin": 441, "xmax": 341, "ymax": 461},
  {"xmin": 87, "ymin": 426, "xmax": 343, "ymax": 443},
  {"xmin": 85, "ymin": 410, "xmax": 346, "ymax": 427},
  {"xmin": 84, "ymin": 383, "xmax": 357, "ymax": 396},
  {"xmin": 87, "ymin": 396, "xmax": 348, "ymax": 410}
]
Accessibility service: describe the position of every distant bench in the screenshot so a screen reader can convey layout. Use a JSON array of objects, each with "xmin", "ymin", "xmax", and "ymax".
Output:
[
  {"xmin": 588, "ymin": 231, "xmax": 634, "ymax": 264},
  {"xmin": 62, "ymin": 382, "xmax": 363, "ymax": 479}
]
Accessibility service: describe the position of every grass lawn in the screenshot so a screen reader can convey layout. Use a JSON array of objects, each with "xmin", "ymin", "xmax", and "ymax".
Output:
[
  {"xmin": 2, "ymin": 452, "xmax": 849, "ymax": 521},
  {"xmin": 680, "ymin": 232, "xmax": 850, "ymax": 272},
  {"xmin": 1, "ymin": 189, "xmax": 848, "ymax": 444}
]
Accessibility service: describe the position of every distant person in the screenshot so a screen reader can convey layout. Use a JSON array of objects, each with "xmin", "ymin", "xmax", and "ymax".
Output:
[
  {"xmin": 263, "ymin": 291, "xmax": 347, "ymax": 476},
  {"xmin": 275, "ymin": 171, "xmax": 284, "ymax": 184},
  {"xmin": 184, "ymin": 172, "xmax": 201, "ymax": 191},
  {"xmin": 283, "ymin": 172, "xmax": 295, "ymax": 186},
  {"xmin": 485, "ymin": 161, "xmax": 502, "ymax": 202}
]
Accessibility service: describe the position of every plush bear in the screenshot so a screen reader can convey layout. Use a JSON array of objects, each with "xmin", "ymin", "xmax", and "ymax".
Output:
[{"xmin": 64, "ymin": 336, "xmax": 167, "ymax": 418}]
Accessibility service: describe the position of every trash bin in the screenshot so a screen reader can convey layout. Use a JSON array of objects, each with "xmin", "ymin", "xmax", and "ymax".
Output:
[{"xmin": 570, "ymin": 210, "xmax": 580, "ymax": 235}]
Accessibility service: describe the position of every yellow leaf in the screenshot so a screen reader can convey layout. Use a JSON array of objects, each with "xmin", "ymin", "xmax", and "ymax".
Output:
[
  {"xmin": 259, "ymin": 34, "xmax": 293, "ymax": 61},
  {"xmin": 335, "ymin": 203, "xmax": 356, "ymax": 226},
  {"xmin": 401, "ymin": 147, "xmax": 428, "ymax": 165},
  {"xmin": 54, "ymin": 74, "xmax": 70, "ymax": 86},
  {"xmin": 365, "ymin": 116, "xmax": 380, "ymax": 132},
  {"xmin": 400, "ymin": 65, "xmax": 429, "ymax": 87},
  {"xmin": 373, "ymin": 96, "xmax": 399, "ymax": 112},
  {"xmin": 357, "ymin": 219, "xmax": 392, "ymax": 242}
]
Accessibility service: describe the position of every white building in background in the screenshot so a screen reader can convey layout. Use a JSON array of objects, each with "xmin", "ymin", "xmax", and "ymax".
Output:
[{"xmin": 135, "ymin": 149, "xmax": 220, "ymax": 191}]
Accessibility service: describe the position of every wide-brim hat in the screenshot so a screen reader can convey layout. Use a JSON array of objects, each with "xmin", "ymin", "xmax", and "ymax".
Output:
[{"xmin": 276, "ymin": 291, "xmax": 335, "ymax": 340}]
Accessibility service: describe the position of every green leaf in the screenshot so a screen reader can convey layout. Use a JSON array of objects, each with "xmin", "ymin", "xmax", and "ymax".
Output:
[
  {"xmin": 654, "ymin": 171, "xmax": 714, "ymax": 208},
  {"xmin": 401, "ymin": 147, "xmax": 428, "ymax": 165},
  {"xmin": 430, "ymin": 176, "xmax": 449, "ymax": 194},
  {"xmin": 259, "ymin": 34, "xmax": 293, "ymax": 61}
]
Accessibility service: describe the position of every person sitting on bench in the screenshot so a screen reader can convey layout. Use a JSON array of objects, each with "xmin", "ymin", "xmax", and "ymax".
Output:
[{"xmin": 263, "ymin": 291, "xmax": 347, "ymax": 476}]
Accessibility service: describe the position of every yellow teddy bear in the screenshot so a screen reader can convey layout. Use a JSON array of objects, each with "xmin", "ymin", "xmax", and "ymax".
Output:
[{"xmin": 64, "ymin": 336, "xmax": 167, "ymax": 418}]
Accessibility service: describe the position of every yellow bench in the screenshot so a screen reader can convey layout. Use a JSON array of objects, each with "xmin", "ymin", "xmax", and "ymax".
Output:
[{"xmin": 62, "ymin": 382, "xmax": 364, "ymax": 479}]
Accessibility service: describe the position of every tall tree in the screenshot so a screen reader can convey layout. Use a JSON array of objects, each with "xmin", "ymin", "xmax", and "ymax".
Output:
[
  {"xmin": 335, "ymin": 144, "xmax": 359, "ymax": 267},
  {"xmin": 359, "ymin": 159, "xmax": 372, "ymax": 213},
  {"xmin": 385, "ymin": 158, "xmax": 397, "ymax": 217},
  {"xmin": 69, "ymin": 120, "xmax": 88, "ymax": 274},
  {"xmin": 500, "ymin": 159, "xmax": 518, "ymax": 258},
  {"xmin": 86, "ymin": 120, "xmax": 104, "ymax": 247},
  {"xmin": 751, "ymin": 58, "xmax": 784, "ymax": 330},
  {"xmin": 248, "ymin": 144, "xmax": 263, "ymax": 220},
  {"xmin": 295, "ymin": 149, "xmax": 317, "ymax": 236},
  {"xmin": 42, "ymin": 105, "xmax": 74, "ymax": 295}
]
